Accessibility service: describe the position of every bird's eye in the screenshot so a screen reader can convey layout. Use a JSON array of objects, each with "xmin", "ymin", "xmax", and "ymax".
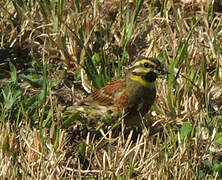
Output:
[{"xmin": 144, "ymin": 62, "xmax": 150, "ymax": 68}]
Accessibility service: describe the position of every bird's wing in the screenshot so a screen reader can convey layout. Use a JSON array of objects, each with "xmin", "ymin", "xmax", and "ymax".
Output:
[{"xmin": 89, "ymin": 78, "xmax": 127, "ymax": 107}]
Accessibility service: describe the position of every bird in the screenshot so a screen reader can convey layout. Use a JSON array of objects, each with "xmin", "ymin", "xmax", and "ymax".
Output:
[{"xmin": 67, "ymin": 57, "xmax": 166, "ymax": 130}]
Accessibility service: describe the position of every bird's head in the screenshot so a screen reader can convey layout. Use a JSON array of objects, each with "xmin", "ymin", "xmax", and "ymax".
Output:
[{"xmin": 128, "ymin": 57, "xmax": 167, "ymax": 87}]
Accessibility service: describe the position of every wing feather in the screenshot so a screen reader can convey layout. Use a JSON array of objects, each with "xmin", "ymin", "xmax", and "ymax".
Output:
[{"xmin": 90, "ymin": 78, "xmax": 126, "ymax": 107}]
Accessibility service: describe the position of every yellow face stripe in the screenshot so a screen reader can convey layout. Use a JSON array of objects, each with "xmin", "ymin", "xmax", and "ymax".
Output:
[
  {"xmin": 130, "ymin": 74, "xmax": 155, "ymax": 88},
  {"xmin": 132, "ymin": 67, "xmax": 151, "ymax": 74},
  {"xmin": 133, "ymin": 59, "xmax": 157, "ymax": 67}
]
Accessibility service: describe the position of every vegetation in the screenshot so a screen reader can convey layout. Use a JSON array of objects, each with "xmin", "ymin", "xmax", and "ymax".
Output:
[{"xmin": 0, "ymin": 0, "xmax": 222, "ymax": 179}]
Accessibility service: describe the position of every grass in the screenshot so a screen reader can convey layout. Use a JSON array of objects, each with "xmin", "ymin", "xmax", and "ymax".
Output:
[{"xmin": 1, "ymin": 0, "xmax": 222, "ymax": 179}]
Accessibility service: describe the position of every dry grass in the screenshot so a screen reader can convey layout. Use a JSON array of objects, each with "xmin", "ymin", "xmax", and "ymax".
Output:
[{"xmin": 1, "ymin": 0, "xmax": 222, "ymax": 179}]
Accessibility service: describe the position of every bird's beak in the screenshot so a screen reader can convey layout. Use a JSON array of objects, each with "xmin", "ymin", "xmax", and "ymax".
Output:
[{"xmin": 154, "ymin": 66, "xmax": 168, "ymax": 75}]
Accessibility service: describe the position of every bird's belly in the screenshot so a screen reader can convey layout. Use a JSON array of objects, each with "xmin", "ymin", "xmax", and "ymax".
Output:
[{"xmin": 124, "ymin": 87, "xmax": 156, "ymax": 126}]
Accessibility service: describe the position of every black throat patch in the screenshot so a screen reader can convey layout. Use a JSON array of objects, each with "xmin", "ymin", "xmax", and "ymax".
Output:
[{"xmin": 144, "ymin": 71, "xmax": 157, "ymax": 82}]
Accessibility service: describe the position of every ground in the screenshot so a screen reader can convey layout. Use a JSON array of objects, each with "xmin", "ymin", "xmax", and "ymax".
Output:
[{"xmin": 0, "ymin": 0, "xmax": 222, "ymax": 179}]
